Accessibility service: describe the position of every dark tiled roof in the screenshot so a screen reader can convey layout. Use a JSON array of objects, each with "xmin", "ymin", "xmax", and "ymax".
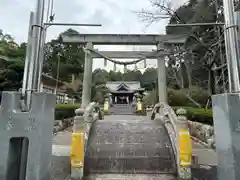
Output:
[{"xmin": 106, "ymin": 81, "xmax": 144, "ymax": 92}]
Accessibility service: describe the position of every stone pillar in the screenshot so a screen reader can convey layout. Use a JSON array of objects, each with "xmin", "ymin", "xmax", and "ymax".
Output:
[
  {"xmin": 157, "ymin": 42, "xmax": 167, "ymax": 103},
  {"xmin": 212, "ymin": 93, "xmax": 240, "ymax": 180},
  {"xmin": 81, "ymin": 42, "xmax": 93, "ymax": 108},
  {"xmin": 40, "ymin": 82, "xmax": 44, "ymax": 92},
  {"xmin": 0, "ymin": 92, "xmax": 56, "ymax": 180},
  {"xmin": 124, "ymin": 65, "xmax": 127, "ymax": 73}
]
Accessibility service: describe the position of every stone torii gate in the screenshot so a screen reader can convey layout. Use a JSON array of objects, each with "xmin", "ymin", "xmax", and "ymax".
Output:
[{"xmin": 60, "ymin": 33, "xmax": 187, "ymax": 107}]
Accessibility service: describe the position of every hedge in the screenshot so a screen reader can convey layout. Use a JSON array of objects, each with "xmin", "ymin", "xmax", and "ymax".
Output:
[
  {"xmin": 55, "ymin": 104, "xmax": 80, "ymax": 120},
  {"xmin": 54, "ymin": 104, "xmax": 214, "ymax": 126},
  {"xmin": 172, "ymin": 106, "xmax": 213, "ymax": 125},
  {"xmin": 143, "ymin": 87, "xmax": 210, "ymax": 108}
]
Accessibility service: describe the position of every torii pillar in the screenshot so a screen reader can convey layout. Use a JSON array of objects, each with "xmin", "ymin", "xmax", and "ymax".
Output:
[
  {"xmin": 82, "ymin": 42, "xmax": 93, "ymax": 108},
  {"xmin": 124, "ymin": 65, "xmax": 127, "ymax": 73},
  {"xmin": 157, "ymin": 42, "xmax": 167, "ymax": 103}
]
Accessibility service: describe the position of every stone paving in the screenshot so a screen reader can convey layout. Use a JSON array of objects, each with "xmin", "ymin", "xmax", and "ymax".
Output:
[{"xmin": 51, "ymin": 127, "xmax": 72, "ymax": 180}]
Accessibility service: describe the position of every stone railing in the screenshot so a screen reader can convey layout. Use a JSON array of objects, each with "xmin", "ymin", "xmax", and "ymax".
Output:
[
  {"xmin": 83, "ymin": 102, "xmax": 103, "ymax": 148},
  {"xmin": 188, "ymin": 121, "xmax": 215, "ymax": 149},
  {"xmin": 53, "ymin": 118, "xmax": 74, "ymax": 134},
  {"xmin": 151, "ymin": 103, "xmax": 192, "ymax": 179},
  {"xmin": 71, "ymin": 102, "xmax": 103, "ymax": 180},
  {"xmin": 148, "ymin": 107, "xmax": 215, "ymax": 149}
]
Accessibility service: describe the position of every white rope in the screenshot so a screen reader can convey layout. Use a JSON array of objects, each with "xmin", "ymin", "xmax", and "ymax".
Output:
[{"xmin": 86, "ymin": 48, "xmax": 159, "ymax": 65}]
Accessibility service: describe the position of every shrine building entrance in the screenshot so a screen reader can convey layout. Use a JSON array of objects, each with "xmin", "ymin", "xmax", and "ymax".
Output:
[{"xmin": 106, "ymin": 81, "xmax": 144, "ymax": 105}]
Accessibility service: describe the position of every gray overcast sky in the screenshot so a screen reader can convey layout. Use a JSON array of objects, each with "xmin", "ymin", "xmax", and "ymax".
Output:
[{"xmin": 0, "ymin": 0, "xmax": 186, "ymax": 71}]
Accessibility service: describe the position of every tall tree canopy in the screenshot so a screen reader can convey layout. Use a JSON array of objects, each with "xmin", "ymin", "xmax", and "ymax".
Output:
[
  {"xmin": 137, "ymin": 0, "xmax": 227, "ymax": 95},
  {"xmin": 43, "ymin": 28, "xmax": 85, "ymax": 82}
]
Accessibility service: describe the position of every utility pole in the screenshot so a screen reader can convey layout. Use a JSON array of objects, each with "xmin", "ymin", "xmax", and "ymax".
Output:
[
  {"xmin": 223, "ymin": 0, "xmax": 240, "ymax": 91},
  {"xmin": 23, "ymin": 0, "xmax": 45, "ymax": 109}
]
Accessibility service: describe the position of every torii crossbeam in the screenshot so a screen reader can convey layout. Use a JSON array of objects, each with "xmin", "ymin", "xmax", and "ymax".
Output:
[{"xmin": 61, "ymin": 33, "xmax": 187, "ymax": 45}]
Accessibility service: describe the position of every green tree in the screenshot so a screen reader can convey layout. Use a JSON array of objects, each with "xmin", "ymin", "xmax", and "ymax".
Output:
[
  {"xmin": 92, "ymin": 68, "xmax": 109, "ymax": 85},
  {"xmin": 108, "ymin": 70, "xmax": 123, "ymax": 81},
  {"xmin": 141, "ymin": 68, "xmax": 157, "ymax": 91},
  {"xmin": 123, "ymin": 69, "xmax": 142, "ymax": 81},
  {"xmin": 0, "ymin": 30, "xmax": 25, "ymax": 92},
  {"xmin": 0, "ymin": 61, "xmax": 24, "ymax": 91},
  {"xmin": 137, "ymin": 0, "xmax": 227, "ymax": 106},
  {"xmin": 44, "ymin": 28, "xmax": 85, "ymax": 82}
]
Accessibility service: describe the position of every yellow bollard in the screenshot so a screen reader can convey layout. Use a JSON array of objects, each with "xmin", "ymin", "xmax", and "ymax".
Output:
[
  {"xmin": 179, "ymin": 129, "xmax": 192, "ymax": 167},
  {"xmin": 137, "ymin": 101, "xmax": 142, "ymax": 112},
  {"xmin": 103, "ymin": 101, "xmax": 109, "ymax": 113},
  {"xmin": 71, "ymin": 132, "xmax": 84, "ymax": 168}
]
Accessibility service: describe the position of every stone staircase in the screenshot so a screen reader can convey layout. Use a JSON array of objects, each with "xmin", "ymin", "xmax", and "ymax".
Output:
[
  {"xmin": 83, "ymin": 119, "xmax": 177, "ymax": 180},
  {"xmin": 109, "ymin": 104, "xmax": 136, "ymax": 115}
]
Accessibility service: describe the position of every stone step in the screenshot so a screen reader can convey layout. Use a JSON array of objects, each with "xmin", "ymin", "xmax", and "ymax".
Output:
[
  {"xmin": 109, "ymin": 104, "xmax": 136, "ymax": 115},
  {"xmin": 84, "ymin": 157, "xmax": 176, "ymax": 174},
  {"xmin": 84, "ymin": 120, "xmax": 176, "ymax": 175},
  {"xmin": 85, "ymin": 143, "xmax": 173, "ymax": 157},
  {"xmin": 83, "ymin": 174, "xmax": 177, "ymax": 180}
]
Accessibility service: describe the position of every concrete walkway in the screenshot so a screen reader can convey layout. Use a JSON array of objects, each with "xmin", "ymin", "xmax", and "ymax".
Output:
[{"xmin": 51, "ymin": 127, "xmax": 72, "ymax": 180}]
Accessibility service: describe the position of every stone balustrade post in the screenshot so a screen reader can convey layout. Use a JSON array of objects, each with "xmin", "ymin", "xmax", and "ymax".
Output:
[
  {"xmin": 176, "ymin": 108, "xmax": 192, "ymax": 179},
  {"xmin": 176, "ymin": 108, "xmax": 189, "ymax": 130},
  {"xmin": 71, "ymin": 107, "xmax": 85, "ymax": 180},
  {"xmin": 103, "ymin": 97, "xmax": 109, "ymax": 115},
  {"xmin": 73, "ymin": 108, "xmax": 85, "ymax": 132}
]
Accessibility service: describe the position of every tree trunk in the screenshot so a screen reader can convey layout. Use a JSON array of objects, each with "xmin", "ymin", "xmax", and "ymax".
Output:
[
  {"xmin": 208, "ymin": 68, "xmax": 215, "ymax": 94},
  {"xmin": 179, "ymin": 62, "xmax": 184, "ymax": 89},
  {"xmin": 184, "ymin": 53, "xmax": 193, "ymax": 88}
]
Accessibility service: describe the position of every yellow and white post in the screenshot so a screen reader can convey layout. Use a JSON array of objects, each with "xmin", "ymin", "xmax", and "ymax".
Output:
[
  {"xmin": 71, "ymin": 108, "xmax": 85, "ymax": 179},
  {"xmin": 103, "ymin": 97, "xmax": 109, "ymax": 115},
  {"xmin": 176, "ymin": 108, "xmax": 192, "ymax": 179},
  {"xmin": 136, "ymin": 97, "xmax": 142, "ymax": 113},
  {"xmin": 179, "ymin": 129, "xmax": 192, "ymax": 167}
]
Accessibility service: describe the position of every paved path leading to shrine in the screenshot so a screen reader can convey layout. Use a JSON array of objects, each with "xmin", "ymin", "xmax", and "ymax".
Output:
[
  {"xmin": 51, "ymin": 126, "xmax": 72, "ymax": 180},
  {"xmin": 50, "ymin": 115, "xmax": 218, "ymax": 180}
]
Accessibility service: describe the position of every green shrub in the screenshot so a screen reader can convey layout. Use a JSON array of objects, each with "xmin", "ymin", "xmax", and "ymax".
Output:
[
  {"xmin": 55, "ymin": 104, "xmax": 80, "ymax": 120},
  {"xmin": 168, "ymin": 89, "xmax": 188, "ymax": 106},
  {"xmin": 142, "ymin": 90, "xmax": 158, "ymax": 106},
  {"xmin": 172, "ymin": 106, "xmax": 213, "ymax": 125},
  {"xmin": 182, "ymin": 87, "xmax": 209, "ymax": 107},
  {"xmin": 144, "ymin": 87, "xmax": 209, "ymax": 107}
]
